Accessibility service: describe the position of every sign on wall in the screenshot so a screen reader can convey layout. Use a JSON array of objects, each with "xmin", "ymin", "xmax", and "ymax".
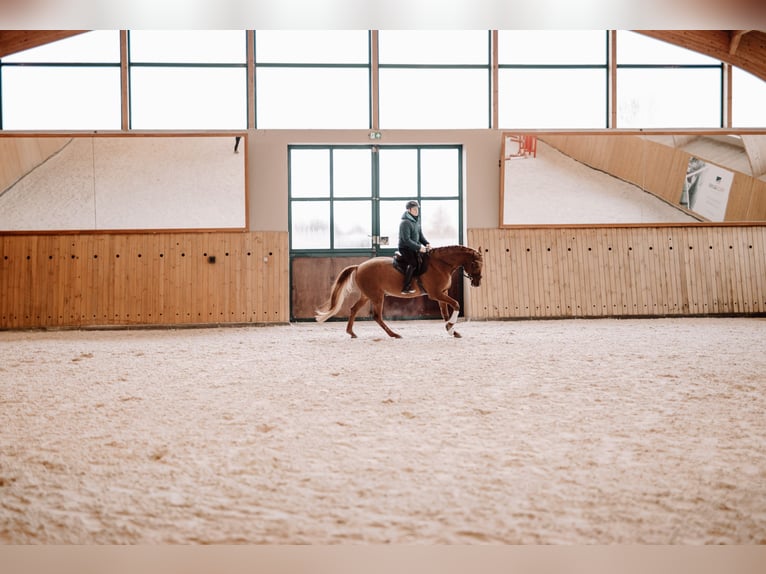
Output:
[{"xmin": 680, "ymin": 157, "xmax": 734, "ymax": 222}]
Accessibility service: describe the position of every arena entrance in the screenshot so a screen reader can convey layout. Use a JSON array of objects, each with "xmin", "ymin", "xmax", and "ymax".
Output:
[{"xmin": 289, "ymin": 144, "xmax": 464, "ymax": 321}]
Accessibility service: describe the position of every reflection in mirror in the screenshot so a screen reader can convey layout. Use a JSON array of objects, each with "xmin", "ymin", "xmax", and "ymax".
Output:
[
  {"xmin": 0, "ymin": 135, "xmax": 246, "ymax": 231},
  {"xmin": 501, "ymin": 132, "xmax": 766, "ymax": 225}
]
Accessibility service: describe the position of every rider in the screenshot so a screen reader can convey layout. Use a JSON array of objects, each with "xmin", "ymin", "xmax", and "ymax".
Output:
[{"xmin": 398, "ymin": 199, "xmax": 430, "ymax": 294}]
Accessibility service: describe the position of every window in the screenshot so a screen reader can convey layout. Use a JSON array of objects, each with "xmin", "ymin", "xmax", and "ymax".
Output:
[
  {"xmin": 290, "ymin": 145, "xmax": 462, "ymax": 253},
  {"xmin": 1, "ymin": 31, "xmax": 121, "ymax": 130},
  {"xmin": 128, "ymin": 30, "xmax": 247, "ymax": 129},
  {"xmin": 130, "ymin": 67, "xmax": 247, "ymax": 129},
  {"xmin": 732, "ymin": 67, "xmax": 766, "ymax": 128},
  {"xmin": 290, "ymin": 147, "xmax": 372, "ymax": 250},
  {"xmin": 616, "ymin": 31, "xmax": 723, "ymax": 128},
  {"xmin": 1, "ymin": 29, "xmax": 762, "ymax": 132},
  {"xmin": 255, "ymin": 31, "xmax": 370, "ymax": 129},
  {"xmin": 497, "ymin": 31, "xmax": 607, "ymax": 129},
  {"xmin": 378, "ymin": 31, "xmax": 490, "ymax": 129}
]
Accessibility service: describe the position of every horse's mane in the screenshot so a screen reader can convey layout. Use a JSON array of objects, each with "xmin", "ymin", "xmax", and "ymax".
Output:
[{"xmin": 430, "ymin": 245, "xmax": 482, "ymax": 259}]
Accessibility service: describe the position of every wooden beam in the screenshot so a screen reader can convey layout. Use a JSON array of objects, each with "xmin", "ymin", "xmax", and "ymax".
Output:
[
  {"xmin": 729, "ymin": 30, "xmax": 751, "ymax": 55},
  {"xmin": 635, "ymin": 30, "xmax": 766, "ymax": 83},
  {"xmin": 0, "ymin": 31, "xmax": 87, "ymax": 58},
  {"xmin": 120, "ymin": 31, "xmax": 129, "ymax": 130}
]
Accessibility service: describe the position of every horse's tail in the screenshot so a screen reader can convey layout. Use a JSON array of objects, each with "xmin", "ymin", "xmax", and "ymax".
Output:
[{"xmin": 315, "ymin": 265, "xmax": 357, "ymax": 322}]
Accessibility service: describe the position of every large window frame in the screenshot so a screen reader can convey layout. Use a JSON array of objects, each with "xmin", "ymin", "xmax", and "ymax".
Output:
[
  {"xmin": 615, "ymin": 31, "xmax": 725, "ymax": 128},
  {"xmin": 377, "ymin": 30, "xmax": 492, "ymax": 129},
  {"xmin": 0, "ymin": 31, "xmax": 122, "ymax": 130},
  {"xmin": 0, "ymin": 30, "xmax": 764, "ymax": 131},
  {"xmin": 254, "ymin": 30, "xmax": 372, "ymax": 129},
  {"xmin": 288, "ymin": 144, "xmax": 464, "ymax": 256},
  {"xmin": 497, "ymin": 30, "xmax": 609, "ymax": 129},
  {"xmin": 127, "ymin": 30, "xmax": 249, "ymax": 130}
]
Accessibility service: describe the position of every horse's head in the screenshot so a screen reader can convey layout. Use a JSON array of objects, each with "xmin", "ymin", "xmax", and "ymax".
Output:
[{"xmin": 465, "ymin": 248, "xmax": 483, "ymax": 287}]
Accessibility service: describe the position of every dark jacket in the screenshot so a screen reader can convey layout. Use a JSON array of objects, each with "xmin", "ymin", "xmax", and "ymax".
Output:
[{"xmin": 398, "ymin": 210, "xmax": 428, "ymax": 252}]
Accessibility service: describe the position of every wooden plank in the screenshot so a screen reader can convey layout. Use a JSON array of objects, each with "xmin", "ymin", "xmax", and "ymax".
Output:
[
  {"xmin": 716, "ymin": 227, "xmax": 733, "ymax": 313},
  {"xmin": 511, "ymin": 230, "xmax": 526, "ymax": 317},
  {"xmin": 575, "ymin": 228, "xmax": 591, "ymax": 317},
  {"xmin": 496, "ymin": 233, "xmax": 512, "ymax": 319},
  {"xmin": 685, "ymin": 228, "xmax": 703, "ymax": 314},
  {"xmin": 564, "ymin": 231, "xmax": 578, "ymax": 316},
  {"xmin": 754, "ymin": 228, "xmax": 766, "ymax": 313},
  {"xmin": 516, "ymin": 229, "xmax": 530, "ymax": 317},
  {"xmin": 499, "ymin": 231, "xmax": 512, "ymax": 318},
  {"xmin": 756, "ymin": 228, "xmax": 766, "ymax": 313},
  {"xmin": 596, "ymin": 229, "xmax": 610, "ymax": 316},
  {"xmin": 477, "ymin": 230, "xmax": 494, "ymax": 318},
  {"xmin": 550, "ymin": 229, "xmax": 566, "ymax": 316},
  {"xmin": 632, "ymin": 228, "xmax": 648, "ymax": 314},
  {"xmin": 667, "ymin": 229, "xmax": 683, "ymax": 315},
  {"xmin": 605, "ymin": 228, "xmax": 620, "ymax": 315},
  {"xmin": 730, "ymin": 227, "xmax": 747, "ymax": 313},
  {"xmin": 591, "ymin": 227, "xmax": 606, "ymax": 316},
  {"xmin": 652, "ymin": 227, "xmax": 668, "ymax": 315},
  {"xmin": 532, "ymin": 229, "xmax": 546, "ymax": 317},
  {"xmin": 531, "ymin": 230, "xmax": 545, "ymax": 317},
  {"xmin": 569, "ymin": 229, "xmax": 585, "ymax": 316},
  {"xmin": 710, "ymin": 226, "xmax": 724, "ymax": 313},
  {"xmin": 738, "ymin": 227, "xmax": 753, "ymax": 313},
  {"xmin": 743, "ymin": 227, "xmax": 759, "ymax": 313}
]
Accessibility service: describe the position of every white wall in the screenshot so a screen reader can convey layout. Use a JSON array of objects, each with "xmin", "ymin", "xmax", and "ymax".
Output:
[{"xmin": 246, "ymin": 129, "xmax": 504, "ymax": 232}]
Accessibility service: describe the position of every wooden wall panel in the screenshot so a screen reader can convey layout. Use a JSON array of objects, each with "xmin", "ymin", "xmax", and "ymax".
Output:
[
  {"xmin": 0, "ymin": 231, "xmax": 288, "ymax": 329},
  {"xmin": 3, "ymin": 227, "xmax": 763, "ymax": 329},
  {"xmin": 467, "ymin": 226, "xmax": 766, "ymax": 320}
]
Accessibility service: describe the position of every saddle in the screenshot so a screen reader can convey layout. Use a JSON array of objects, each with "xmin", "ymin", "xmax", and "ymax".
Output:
[{"xmin": 392, "ymin": 251, "xmax": 429, "ymax": 276}]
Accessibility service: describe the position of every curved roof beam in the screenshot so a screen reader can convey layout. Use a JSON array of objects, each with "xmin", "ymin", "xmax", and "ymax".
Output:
[{"xmin": 636, "ymin": 30, "xmax": 766, "ymax": 82}]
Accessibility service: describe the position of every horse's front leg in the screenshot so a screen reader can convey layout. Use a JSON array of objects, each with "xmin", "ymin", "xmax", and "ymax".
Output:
[{"xmin": 434, "ymin": 294, "xmax": 461, "ymax": 338}]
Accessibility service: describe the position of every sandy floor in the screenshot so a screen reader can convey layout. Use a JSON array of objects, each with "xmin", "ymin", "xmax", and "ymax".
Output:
[{"xmin": 1, "ymin": 317, "xmax": 765, "ymax": 544}]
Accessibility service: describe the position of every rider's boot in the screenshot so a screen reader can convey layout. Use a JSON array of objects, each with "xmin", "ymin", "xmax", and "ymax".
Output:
[{"xmin": 401, "ymin": 265, "xmax": 416, "ymax": 294}]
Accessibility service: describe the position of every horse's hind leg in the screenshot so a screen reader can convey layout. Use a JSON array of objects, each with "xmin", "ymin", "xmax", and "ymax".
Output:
[
  {"xmin": 346, "ymin": 294, "xmax": 369, "ymax": 338},
  {"xmin": 371, "ymin": 296, "xmax": 401, "ymax": 338}
]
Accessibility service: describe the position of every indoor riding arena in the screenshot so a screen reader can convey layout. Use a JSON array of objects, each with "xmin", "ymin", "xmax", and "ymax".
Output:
[{"xmin": 1, "ymin": 27, "xmax": 766, "ymax": 549}]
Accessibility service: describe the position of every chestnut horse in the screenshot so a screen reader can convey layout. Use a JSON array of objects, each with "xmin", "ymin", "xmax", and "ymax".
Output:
[{"xmin": 315, "ymin": 245, "xmax": 483, "ymax": 338}]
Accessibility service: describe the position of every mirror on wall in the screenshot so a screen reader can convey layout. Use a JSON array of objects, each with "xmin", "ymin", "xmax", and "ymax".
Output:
[
  {"xmin": 0, "ymin": 135, "xmax": 247, "ymax": 231},
  {"xmin": 500, "ymin": 131, "xmax": 766, "ymax": 226}
]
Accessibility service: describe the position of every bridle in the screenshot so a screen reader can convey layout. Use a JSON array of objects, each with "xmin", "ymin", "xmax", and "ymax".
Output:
[{"xmin": 461, "ymin": 256, "xmax": 482, "ymax": 283}]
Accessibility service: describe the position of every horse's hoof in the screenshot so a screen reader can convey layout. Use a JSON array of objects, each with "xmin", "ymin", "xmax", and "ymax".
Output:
[
  {"xmin": 452, "ymin": 331, "xmax": 462, "ymax": 338},
  {"xmin": 391, "ymin": 333, "xmax": 402, "ymax": 339},
  {"xmin": 349, "ymin": 332, "xmax": 357, "ymax": 339}
]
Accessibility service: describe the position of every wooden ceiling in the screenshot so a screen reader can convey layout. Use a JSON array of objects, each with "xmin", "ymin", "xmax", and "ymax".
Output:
[
  {"xmin": 636, "ymin": 30, "xmax": 766, "ymax": 82},
  {"xmin": 0, "ymin": 31, "xmax": 87, "ymax": 58},
  {"xmin": 0, "ymin": 30, "xmax": 765, "ymax": 82}
]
